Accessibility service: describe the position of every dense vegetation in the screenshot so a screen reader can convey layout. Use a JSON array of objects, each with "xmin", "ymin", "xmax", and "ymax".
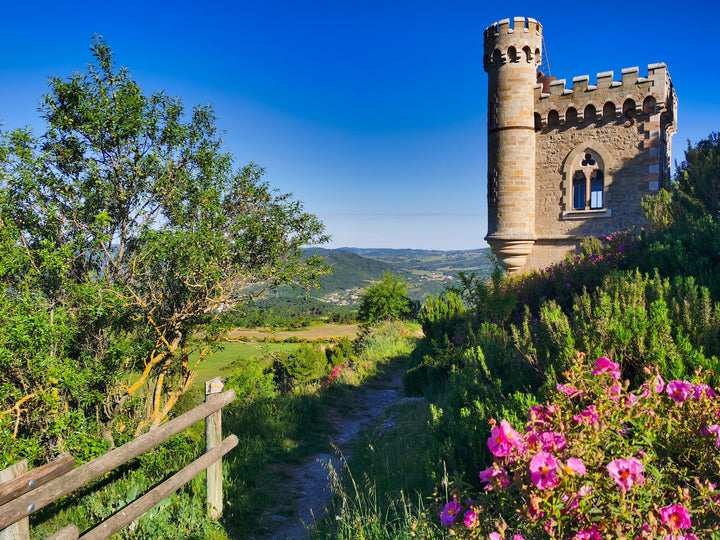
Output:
[
  {"xmin": 0, "ymin": 38, "xmax": 328, "ymax": 466},
  {"xmin": 316, "ymin": 133, "xmax": 720, "ymax": 538}
]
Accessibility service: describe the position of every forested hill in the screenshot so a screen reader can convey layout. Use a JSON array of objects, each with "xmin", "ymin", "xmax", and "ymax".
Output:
[
  {"xmin": 308, "ymin": 250, "xmax": 403, "ymax": 291},
  {"xmin": 302, "ymin": 247, "xmax": 494, "ymax": 304}
]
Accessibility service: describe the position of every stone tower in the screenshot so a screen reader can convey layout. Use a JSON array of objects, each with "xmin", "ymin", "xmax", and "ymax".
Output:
[{"xmin": 483, "ymin": 17, "xmax": 543, "ymax": 273}]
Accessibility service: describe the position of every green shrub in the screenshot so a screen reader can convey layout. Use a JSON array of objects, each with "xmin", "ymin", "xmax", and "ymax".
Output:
[
  {"xmin": 272, "ymin": 344, "xmax": 330, "ymax": 393},
  {"xmin": 435, "ymin": 354, "xmax": 720, "ymax": 538}
]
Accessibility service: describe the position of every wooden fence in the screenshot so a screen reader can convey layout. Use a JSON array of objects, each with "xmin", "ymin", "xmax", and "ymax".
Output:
[{"xmin": 0, "ymin": 378, "xmax": 237, "ymax": 540}]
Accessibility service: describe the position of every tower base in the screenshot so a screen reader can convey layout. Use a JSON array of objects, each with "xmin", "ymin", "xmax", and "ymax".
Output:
[{"xmin": 486, "ymin": 238, "xmax": 535, "ymax": 274}]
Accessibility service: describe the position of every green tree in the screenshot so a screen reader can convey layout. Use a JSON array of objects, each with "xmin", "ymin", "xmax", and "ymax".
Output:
[
  {"xmin": 0, "ymin": 36, "xmax": 329, "ymax": 459},
  {"xmin": 357, "ymin": 272, "xmax": 413, "ymax": 324},
  {"xmin": 676, "ymin": 132, "xmax": 720, "ymax": 219}
]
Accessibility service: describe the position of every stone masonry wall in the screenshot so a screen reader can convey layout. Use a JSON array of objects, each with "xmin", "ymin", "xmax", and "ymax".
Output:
[{"xmin": 527, "ymin": 64, "xmax": 676, "ymax": 271}]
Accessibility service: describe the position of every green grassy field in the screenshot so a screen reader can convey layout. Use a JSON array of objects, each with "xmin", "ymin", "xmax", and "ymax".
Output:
[{"xmin": 192, "ymin": 341, "xmax": 300, "ymax": 388}]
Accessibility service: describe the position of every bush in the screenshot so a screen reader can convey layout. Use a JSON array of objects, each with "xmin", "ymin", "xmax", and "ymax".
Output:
[
  {"xmin": 358, "ymin": 272, "xmax": 414, "ymax": 324},
  {"xmin": 436, "ymin": 354, "xmax": 720, "ymax": 539},
  {"xmin": 272, "ymin": 344, "xmax": 330, "ymax": 393}
]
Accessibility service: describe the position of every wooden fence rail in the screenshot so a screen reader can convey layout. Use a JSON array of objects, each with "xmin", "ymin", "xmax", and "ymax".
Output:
[{"xmin": 0, "ymin": 379, "xmax": 236, "ymax": 540}]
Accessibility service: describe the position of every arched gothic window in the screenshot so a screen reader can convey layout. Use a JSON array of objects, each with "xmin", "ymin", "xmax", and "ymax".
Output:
[
  {"xmin": 562, "ymin": 143, "xmax": 613, "ymax": 218},
  {"xmin": 571, "ymin": 152, "xmax": 605, "ymax": 211}
]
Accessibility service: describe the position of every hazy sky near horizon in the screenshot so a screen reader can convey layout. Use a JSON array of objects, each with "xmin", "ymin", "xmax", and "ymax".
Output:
[{"xmin": 2, "ymin": 1, "xmax": 719, "ymax": 250}]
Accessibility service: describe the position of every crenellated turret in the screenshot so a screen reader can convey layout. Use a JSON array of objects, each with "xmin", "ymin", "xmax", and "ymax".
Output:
[{"xmin": 483, "ymin": 17, "xmax": 543, "ymax": 273}]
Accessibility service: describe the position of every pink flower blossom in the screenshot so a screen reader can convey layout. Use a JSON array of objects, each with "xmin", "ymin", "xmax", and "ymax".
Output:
[
  {"xmin": 702, "ymin": 424, "xmax": 720, "ymax": 446},
  {"xmin": 591, "ymin": 356, "xmax": 621, "ymax": 379},
  {"xmin": 573, "ymin": 527, "xmax": 602, "ymax": 539},
  {"xmin": 573, "ymin": 405, "xmax": 600, "ymax": 425},
  {"xmin": 608, "ymin": 383, "xmax": 623, "ymax": 400},
  {"xmin": 564, "ymin": 457, "xmax": 587, "ymax": 476},
  {"xmin": 557, "ymin": 383, "xmax": 580, "ymax": 396},
  {"xmin": 660, "ymin": 504, "xmax": 692, "ymax": 530},
  {"xmin": 529, "ymin": 451, "xmax": 560, "ymax": 490},
  {"xmin": 440, "ymin": 499, "xmax": 462, "ymax": 526},
  {"xmin": 463, "ymin": 509, "xmax": 478, "ymax": 528},
  {"xmin": 578, "ymin": 484, "xmax": 592, "ymax": 497},
  {"xmin": 527, "ymin": 405, "xmax": 553, "ymax": 430},
  {"xmin": 487, "ymin": 419, "xmax": 525, "ymax": 457},
  {"xmin": 641, "ymin": 373, "xmax": 666, "ymax": 398},
  {"xmin": 666, "ymin": 380, "xmax": 693, "ymax": 402},
  {"xmin": 489, "ymin": 533, "xmax": 502, "ymax": 540},
  {"xmin": 539, "ymin": 431, "xmax": 567, "ymax": 452},
  {"xmin": 479, "ymin": 465, "xmax": 510, "ymax": 490},
  {"xmin": 693, "ymin": 383, "xmax": 716, "ymax": 400},
  {"xmin": 607, "ymin": 457, "xmax": 645, "ymax": 491},
  {"xmin": 625, "ymin": 393, "xmax": 638, "ymax": 408}
]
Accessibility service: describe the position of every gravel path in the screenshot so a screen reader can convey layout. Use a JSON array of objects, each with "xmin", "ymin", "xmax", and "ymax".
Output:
[{"xmin": 257, "ymin": 367, "xmax": 405, "ymax": 539}]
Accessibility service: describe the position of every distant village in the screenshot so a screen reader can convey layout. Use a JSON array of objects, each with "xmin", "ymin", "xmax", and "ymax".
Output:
[{"xmin": 320, "ymin": 271, "xmax": 455, "ymax": 306}]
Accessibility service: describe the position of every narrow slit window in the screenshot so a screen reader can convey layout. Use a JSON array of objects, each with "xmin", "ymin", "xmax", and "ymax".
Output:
[
  {"xmin": 573, "ymin": 172, "xmax": 586, "ymax": 210},
  {"xmin": 590, "ymin": 171, "xmax": 604, "ymax": 209}
]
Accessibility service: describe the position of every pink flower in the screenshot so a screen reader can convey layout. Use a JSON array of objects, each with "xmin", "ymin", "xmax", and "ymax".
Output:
[
  {"xmin": 702, "ymin": 424, "xmax": 720, "ymax": 446},
  {"xmin": 578, "ymin": 484, "xmax": 592, "ymax": 498},
  {"xmin": 574, "ymin": 528, "xmax": 602, "ymax": 539},
  {"xmin": 539, "ymin": 431, "xmax": 567, "ymax": 452},
  {"xmin": 564, "ymin": 457, "xmax": 587, "ymax": 476},
  {"xmin": 660, "ymin": 504, "xmax": 692, "ymax": 530},
  {"xmin": 440, "ymin": 499, "xmax": 462, "ymax": 526},
  {"xmin": 479, "ymin": 465, "xmax": 510, "ymax": 490},
  {"xmin": 666, "ymin": 380, "xmax": 693, "ymax": 402},
  {"xmin": 608, "ymin": 383, "xmax": 623, "ymax": 400},
  {"xmin": 489, "ymin": 533, "xmax": 502, "ymax": 540},
  {"xmin": 693, "ymin": 383, "xmax": 716, "ymax": 400},
  {"xmin": 527, "ymin": 405, "xmax": 553, "ymax": 430},
  {"xmin": 557, "ymin": 383, "xmax": 581, "ymax": 396},
  {"xmin": 573, "ymin": 405, "xmax": 600, "ymax": 425},
  {"xmin": 591, "ymin": 356, "xmax": 620, "ymax": 379},
  {"xmin": 529, "ymin": 451, "xmax": 560, "ymax": 490},
  {"xmin": 488, "ymin": 419, "xmax": 525, "ymax": 457},
  {"xmin": 625, "ymin": 393, "xmax": 638, "ymax": 408},
  {"xmin": 463, "ymin": 509, "xmax": 478, "ymax": 528},
  {"xmin": 607, "ymin": 457, "xmax": 644, "ymax": 491},
  {"xmin": 641, "ymin": 375, "xmax": 665, "ymax": 398}
]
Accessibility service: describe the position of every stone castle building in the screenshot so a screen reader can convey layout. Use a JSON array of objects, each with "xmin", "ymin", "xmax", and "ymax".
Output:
[{"xmin": 483, "ymin": 17, "xmax": 677, "ymax": 273}]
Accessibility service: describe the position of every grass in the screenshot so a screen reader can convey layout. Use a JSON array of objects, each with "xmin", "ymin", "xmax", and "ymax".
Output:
[
  {"xmin": 30, "ymin": 322, "xmax": 423, "ymax": 539},
  {"xmin": 226, "ymin": 323, "xmax": 360, "ymax": 341},
  {"xmin": 193, "ymin": 323, "xmax": 361, "ymax": 388},
  {"xmin": 312, "ymin": 384, "xmax": 444, "ymax": 539},
  {"xmin": 192, "ymin": 341, "xmax": 298, "ymax": 388}
]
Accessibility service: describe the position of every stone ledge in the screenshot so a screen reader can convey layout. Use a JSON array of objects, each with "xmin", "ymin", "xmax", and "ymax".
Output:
[{"xmin": 562, "ymin": 208, "xmax": 612, "ymax": 220}]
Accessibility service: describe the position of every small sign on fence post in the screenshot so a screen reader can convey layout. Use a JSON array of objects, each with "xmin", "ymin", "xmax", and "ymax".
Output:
[{"xmin": 205, "ymin": 377, "xmax": 225, "ymax": 519}]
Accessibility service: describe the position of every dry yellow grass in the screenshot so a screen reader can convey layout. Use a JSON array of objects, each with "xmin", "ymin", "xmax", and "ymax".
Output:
[{"xmin": 226, "ymin": 323, "xmax": 360, "ymax": 341}]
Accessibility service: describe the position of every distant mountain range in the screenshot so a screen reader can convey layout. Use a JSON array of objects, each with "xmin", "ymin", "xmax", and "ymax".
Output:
[{"xmin": 297, "ymin": 247, "xmax": 495, "ymax": 306}]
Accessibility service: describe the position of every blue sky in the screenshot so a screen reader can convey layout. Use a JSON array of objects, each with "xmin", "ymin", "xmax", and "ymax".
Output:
[{"xmin": 2, "ymin": 1, "xmax": 719, "ymax": 250}]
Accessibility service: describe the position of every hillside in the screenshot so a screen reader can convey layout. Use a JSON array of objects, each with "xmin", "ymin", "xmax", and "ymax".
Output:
[{"xmin": 259, "ymin": 247, "xmax": 494, "ymax": 309}]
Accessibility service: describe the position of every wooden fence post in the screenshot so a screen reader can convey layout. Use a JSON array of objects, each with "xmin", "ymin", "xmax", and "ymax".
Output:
[
  {"xmin": 0, "ymin": 460, "xmax": 29, "ymax": 540},
  {"xmin": 205, "ymin": 377, "xmax": 225, "ymax": 519}
]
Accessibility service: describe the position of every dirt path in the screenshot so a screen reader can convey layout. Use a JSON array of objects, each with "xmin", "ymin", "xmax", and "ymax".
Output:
[{"xmin": 255, "ymin": 365, "xmax": 406, "ymax": 540}]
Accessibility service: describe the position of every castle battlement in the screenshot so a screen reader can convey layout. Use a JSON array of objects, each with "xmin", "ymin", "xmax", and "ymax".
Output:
[
  {"xmin": 483, "ymin": 17, "xmax": 542, "ymax": 40},
  {"xmin": 535, "ymin": 63, "xmax": 675, "ymax": 127}
]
